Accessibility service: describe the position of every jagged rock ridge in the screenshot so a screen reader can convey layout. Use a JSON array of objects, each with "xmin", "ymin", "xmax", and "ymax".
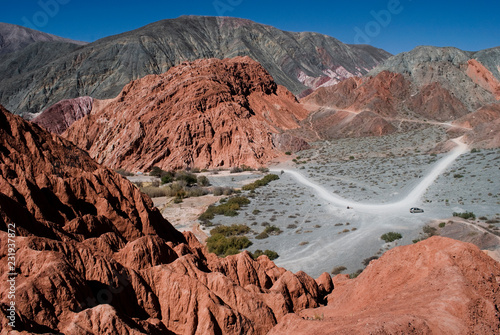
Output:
[
  {"xmin": 0, "ymin": 16, "xmax": 390, "ymax": 117},
  {"xmin": 0, "ymin": 105, "xmax": 332, "ymax": 334},
  {"xmin": 61, "ymin": 57, "xmax": 309, "ymax": 171}
]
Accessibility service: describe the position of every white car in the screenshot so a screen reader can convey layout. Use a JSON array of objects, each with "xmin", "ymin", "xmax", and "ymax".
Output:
[{"xmin": 410, "ymin": 207, "xmax": 424, "ymax": 213}]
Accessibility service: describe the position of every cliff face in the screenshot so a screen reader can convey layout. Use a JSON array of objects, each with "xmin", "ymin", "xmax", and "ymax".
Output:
[
  {"xmin": 269, "ymin": 237, "xmax": 500, "ymax": 334},
  {"xmin": 0, "ymin": 105, "xmax": 332, "ymax": 334},
  {"xmin": 0, "ymin": 16, "xmax": 390, "ymax": 117},
  {"xmin": 61, "ymin": 57, "xmax": 309, "ymax": 171}
]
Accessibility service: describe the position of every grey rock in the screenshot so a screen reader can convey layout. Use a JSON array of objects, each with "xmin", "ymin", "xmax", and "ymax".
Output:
[
  {"xmin": 0, "ymin": 22, "xmax": 86, "ymax": 55},
  {"xmin": 0, "ymin": 16, "xmax": 390, "ymax": 117}
]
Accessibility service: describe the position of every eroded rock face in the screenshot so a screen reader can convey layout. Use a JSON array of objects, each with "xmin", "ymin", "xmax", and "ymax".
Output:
[
  {"xmin": 269, "ymin": 237, "xmax": 500, "ymax": 334},
  {"xmin": 456, "ymin": 103, "xmax": 500, "ymax": 148},
  {"xmin": 32, "ymin": 96, "xmax": 94, "ymax": 135},
  {"xmin": 0, "ymin": 106, "xmax": 331, "ymax": 334},
  {"xmin": 62, "ymin": 57, "xmax": 309, "ymax": 171}
]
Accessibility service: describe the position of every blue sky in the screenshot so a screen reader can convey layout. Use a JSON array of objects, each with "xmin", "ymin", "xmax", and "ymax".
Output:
[{"xmin": 1, "ymin": 0, "xmax": 499, "ymax": 55}]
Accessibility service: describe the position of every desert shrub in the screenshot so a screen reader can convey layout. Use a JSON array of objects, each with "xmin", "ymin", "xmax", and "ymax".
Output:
[
  {"xmin": 255, "ymin": 232, "xmax": 269, "ymax": 239},
  {"xmin": 287, "ymin": 224, "xmax": 298, "ymax": 229},
  {"xmin": 285, "ymin": 151, "xmax": 292, "ymax": 155},
  {"xmin": 439, "ymin": 222, "xmax": 446, "ymax": 228},
  {"xmin": 206, "ymin": 234, "xmax": 252, "ymax": 256},
  {"xmin": 470, "ymin": 148, "xmax": 480, "ymax": 153},
  {"xmin": 349, "ymin": 269, "xmax": 363, "ymax": 279},
  {"xmin": 452, "ymin": 211, "xmax": 476, "ymax": 220},
  {"xmin": 139, "ymin": 186, "xmax": 170, "ymax": 198},
  {"xmin": 185, "ymin": 186, "xmax": 208, "ymax": 197},
  {"xmin": 210, "ymin": 224, "xmax": 250, "ymax": 237},
  {"xmin": 380, "ymin": 232, "xmax": 402, "ymax": 243},
  {"xmin": 362, "ymin": 256, "xmax": 379, "ymax": 266},
  {"xmin": 252, "ymin": 209, "xmax": 261, "ymax": 215},
  {"xmin": 331, "ymin": 266, "xmax": 347, "ymax": 275},
  {"xmin": 423, "ymin": 225, "xmax": 437, "ymax": 237},
  {"xmin": 264, "ymin": 225, "xmax": 282, "ymax": 236},
  {"xmin": 198, "ymin": 196, "xmax": 250, "ymax": 223},
  {"xmin": 242, "ymin": 174, "xmax": 280, "ymax": 191},
  {"xmin": 175, "ymin": 171, "xmax": 197, "ymax": 186},
  {"xmin": 230, "ymin": 166, "xmax": 243, "ymax": 173},
  {"xmin": 213, "ymin": 186, "xmax": 234, "ymax": 196},
  {"xmin": 160, "ymin": 172, "xmax": 174, "ymax": 184},
  {"xmin": 258, "ymin": 167, "xmax": 270, "ymax": 173},
  {"xmin": 115, "ymin": 168, "xmax": 134, "ymax": 176},
  {"xmin": 197, "ymin": 175, "xmax": 211, "ymax": 186},
  {"xmin": 251, "ymin": 249, "xmax": 279, "ymax": 260},
  {"xmin": 453, "ymin": 174, "xmax": 464, "ymax": 178}
]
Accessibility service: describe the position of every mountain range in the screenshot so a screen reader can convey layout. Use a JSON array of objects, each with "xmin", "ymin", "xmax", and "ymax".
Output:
[{"xmin": 0, "ymin": 17, "xmax": 390, "ymax": 118}]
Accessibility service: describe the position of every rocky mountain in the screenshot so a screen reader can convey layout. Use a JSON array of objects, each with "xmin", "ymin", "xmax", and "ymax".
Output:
[
  {"xmin": 0, "ymin": 105, "xmax": 332, "ymax": 334},
  {"xmin": 0, "ymin": 22, "xmax": 86, "ymax": 55},
  {"xmin": 301, "ymin": 46, "xmax": 500, "ymax": 141},
  {"xmin": 270, "ymin": 237, "xmax": 500, "ymax": 334},
  {"xmin": 0, "ymin": 16, "xmax": 390, "ymax": 118},
  {"xmin": 58, "ymin": 57, "xmax": 309, "ymax": 171}
]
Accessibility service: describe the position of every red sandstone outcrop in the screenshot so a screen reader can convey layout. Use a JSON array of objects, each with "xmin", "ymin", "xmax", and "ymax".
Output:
[
  {"xmin": 467, "ymin": 59, "xmax": 500, "ymax": 100},
  {"xmin": 269, "ymin": 237, "xmax": 500, "ymax": 334},
  {"xmin": 0, "ymin": 105, "xmax": 330, "ymax": 334},
  {"xmin": 455, "ymin": 103, "xmax": 500, "ymax": 148},
  {"xmin": 32, "ymin": 96, "xmax": 93, "ymax": 134},
  {"xmin": 61, "ymin": 57, "xmax": 309, "ymax": 171}
]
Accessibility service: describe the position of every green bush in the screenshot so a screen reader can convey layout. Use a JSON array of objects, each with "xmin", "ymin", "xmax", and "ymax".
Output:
[
  {"xmin": 331, "ymin": 266, "xmax": 347, "ymax": 275},
  {"xmin": 439, "ymin": 222, "xmax": 446, "ymax": 228},
  {"xmin": 175, "ymin": 171, "xmax": 197, "ymax": 186},
  {"xmin": 242, "ymin": 174, "xmax": 280, "ymax": 191},
  {"xmin": 206, "ymin": 234, "xmax": 252, "ymax": 256},
  {"xmin": 285, "ymin": 151, "xmax": 292, "ymax": 155},
  {"xmin": 161, "ymin": 173, "xmax": 174, "ymax": 184},
  {"xmin": 263, "ymin": 225, "xmax": 282, "ymax": 236},
  {"xmin": 210, "ymin": 224, "xmax": 250, "ymax": 237},
  {"xmin": 197, "ymin": 175, "xmax": 211, "ymax": 186},
  {"xmin": 198, "ymin": 196, "xmax": 250, "ymax": 223},
  {"xmin": 255, "ymin": 232, "xmax": 269, "ymax": 239},
  {"xmin": 380, "ymin": 232, "xmax": 402, "ymax": 243},
  {"xmin": 452, "ymin": 211, "xmax": 476, "ymax": 220},
  {"xmin": 251, "ymin": 249, "xmax": 279, "ymax": 260}
]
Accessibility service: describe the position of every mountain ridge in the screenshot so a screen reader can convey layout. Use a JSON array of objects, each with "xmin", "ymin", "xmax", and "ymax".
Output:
[{"xmin": 0, "ymin": 16, "xmax": 390, "ymax": 118}]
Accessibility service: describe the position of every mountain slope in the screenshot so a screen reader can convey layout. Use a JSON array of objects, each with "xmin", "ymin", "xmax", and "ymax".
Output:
[
  {"xmin": 0, "ymin": 104, "xmax": 332, "ymax": 334},
  {"xmin": 270, "ymin": 237, "xmax": 500, "ymax": 334},
  {"xmin": 0, "ymin": 16, "xmax": 390, "ymax": 118},
  {"xmin": 302, "ymin": 46, "xmax": 500, "ymax": 141},
  {"xmin": 0, "ymin": 22, "xmax": 86, "ymax": 55},
  {"xmin": 61, "ymin": 57, "xmax": 310, "ymax": 171}
]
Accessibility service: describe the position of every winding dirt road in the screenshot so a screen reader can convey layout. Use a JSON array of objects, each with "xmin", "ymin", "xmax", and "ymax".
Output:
[{"xmin": 273, "ymin": 137, "xmax": 468, "ymax": 214}]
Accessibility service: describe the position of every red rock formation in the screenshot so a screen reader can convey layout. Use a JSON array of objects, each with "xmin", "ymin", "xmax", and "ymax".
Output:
[
  {"xmin": 32, "ymin": 96, "xmax": 93, "ymax": 134},
  {"xmin": 301, "ymin": 70, "xmax": 473, "ymax": 139},
  {"xmin": 456, "ymin": 103, "xmax": 500, "ymax": 148},
  {"xmin": 269, "ymin": 237, "xmax": 500, "ymax": 334},
  {"xmin": 0, "ymin": 105, "xmax": 330, "ymax": 334},
  {"xmin": 62, "ymin": 57, "xmax": 309, "ymax": 171},
  {"xmin": 467, "ymin": 59, "xmax": 500, "ymax": 100}
]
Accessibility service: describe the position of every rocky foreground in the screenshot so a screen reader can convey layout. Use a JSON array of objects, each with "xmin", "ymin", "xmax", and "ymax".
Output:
[
  {"xmin": 0, "ymin": 105, "xmax": 330, "ymax": 334},
  {"xmin": 1, "ymin": 102, "xmax": 500, "ymax": 334}
]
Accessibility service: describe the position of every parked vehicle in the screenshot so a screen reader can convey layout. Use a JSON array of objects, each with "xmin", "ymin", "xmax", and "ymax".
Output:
[{"xmin": 410, "ymin": 207, "xmax": 424, "ymax": 213}]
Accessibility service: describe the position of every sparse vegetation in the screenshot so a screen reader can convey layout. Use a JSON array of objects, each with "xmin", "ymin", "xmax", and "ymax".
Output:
[
  {"xmin": 115, "ymin": 168, "xmax": 134, "ymax": 176},
  {"xmin": 439, "ymin": 222, "xmax": 446, "ymax": 228},
  {"xmin": 452, "ymin": 211, "xmax": 476, "ymax": 220},
  {"xmin": 362, "ymin": 256, "xmax": 379, "ymax": 266},
  {"xmin": 198, "ymin": 196, "xmax": 250, "ymax": 224},
  {"xmin": 380, "ymin": 232, "xmax": 402, "ymax": 243},
  {"xmin": 242, "ymin": 174, "xmax": 280, "ymax": 191},
  {"xmin": 251, "ymin": 249, "xmax": 279, "ymax": 260},
  {"xmin": 331, "ymin": 266, "xmax": 347, "ymax": 275},
  {"xmin": 206, "ymin": 224, "xmax": 253, "ymax": 257}
]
